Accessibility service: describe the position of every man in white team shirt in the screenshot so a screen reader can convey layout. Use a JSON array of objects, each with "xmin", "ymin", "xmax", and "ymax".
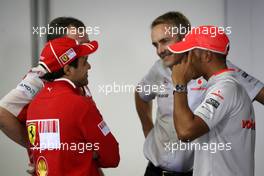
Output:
[
  {"xmin": 135, "ymin": 12, "xmax": 263, "ymax": 176},
  {"xmin": 168, "ymin": 25, "xmax": 255, "ymax": 176}
]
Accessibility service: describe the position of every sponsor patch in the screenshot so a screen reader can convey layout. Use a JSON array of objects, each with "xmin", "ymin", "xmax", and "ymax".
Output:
[
  {"xmin": 37, "ymin": 156, "xmax": 48, "ymax": 176},
  {"xmin": 241, "ymin": 119, "xmax": 255, "ymax": 130},
  {"xmin": 98, "ymin": 120, "xmax": 110, "ymax": 136},
  {"xmin": 201, "ymin": 105, "xmax": 213, "ymax": 114},
  {"xmin": 26, "ymin": 119, "xmax": 60, "ymax": 150},
  {"xmin": 17, "ymin": 80, "xmax": 38, "ymax": 98},
  {"xmin": 158, "ymin": 93, "xmax": 169, "ymax": 98},
  {"xmin": 60, "ymin": 55, "xmax": 70, "ymax": 63},
  {"xmin": 205, "ymin": 98, "xmax": 220, "ymax": 109},
  {"xmin": 210, "ymin": 90, "xmax": 224, "ymax": 100},
  {"xmin": 190, "ymin": 78, "xmax": 207, "ymax": 91},
  {"xmin": 27, "ymin": 122, "xmax": 37, "ymax": 146},
  {"xmin": 241, "ymin": 72, "xmax": 248, "ymax": 78},
  {"xmin": 59, "ymin": 48, "xmax": 76, "ymax": 64}
]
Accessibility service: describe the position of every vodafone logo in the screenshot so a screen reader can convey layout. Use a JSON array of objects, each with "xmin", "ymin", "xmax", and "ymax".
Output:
[
  {"xmin": 197, "ymin": 79, "xmax": 203, "ymax": 85},
  {"xmin": 190, "ymin": 78, "xmax": 207, "ymax": 91},
  {"xmin": 241, "ymin": 119, "xmax": 255, "ymax": 130}
]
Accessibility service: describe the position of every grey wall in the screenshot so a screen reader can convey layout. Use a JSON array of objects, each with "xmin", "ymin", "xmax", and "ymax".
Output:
[
  {"xmin": 0, "ymin": 0, "xmax": 263, "ymax": 175},
  {"xmin": 226, "ymin": 0, "xmax": 264, "ymax": 175},
  {"xmin": 0, "ymin": 0, "xmax": 31, "ymax": 175}
]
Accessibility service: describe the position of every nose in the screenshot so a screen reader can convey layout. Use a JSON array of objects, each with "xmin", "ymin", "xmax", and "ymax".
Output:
[{"xmin": 157, "ymin": 44, "xmax": 166, "ymax": 55}]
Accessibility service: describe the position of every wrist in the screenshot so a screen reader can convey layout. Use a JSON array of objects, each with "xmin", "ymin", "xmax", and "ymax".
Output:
[{"xmin": 172, "ymin": 78, "xmax": 188, "ymax": 85}]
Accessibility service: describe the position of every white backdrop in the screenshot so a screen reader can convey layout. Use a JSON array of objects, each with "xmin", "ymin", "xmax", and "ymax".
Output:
[{"xmin": 0, "ymin": 0, "xmax": 263, "ymax": 175}]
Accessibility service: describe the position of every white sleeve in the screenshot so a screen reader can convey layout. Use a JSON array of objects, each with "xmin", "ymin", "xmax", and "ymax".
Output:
[
  {"xmin": 227, "ymin": 60, "xmax": 264, "ymax": 100},
  {"xmin": 136, "ymin": 61, "xmax": 159, "ymax": 102},
  {"xmin": 194, "ymin": 83, "xmax": 236, "ymax": 130},
  {"xmin": 0, "ymin": 65, "xmax": 46, "ymax": 116}
]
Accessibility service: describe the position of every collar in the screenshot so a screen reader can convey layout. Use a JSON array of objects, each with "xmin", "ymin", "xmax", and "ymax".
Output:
[
  {"xmin": 54, "ymin": 78, "xmax": 76, "ymax": 89},
  {"xmin": 207, "ymin": 68, "xmax": 235, "ymax": 86},
  {"xmin": 212, "ymin": 68, "xmax": 236, "ymax": 77}
]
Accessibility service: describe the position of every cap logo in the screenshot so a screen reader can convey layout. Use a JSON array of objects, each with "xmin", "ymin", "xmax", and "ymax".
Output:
[{"xmin": 59, "ymin": 48, "xmax": 76, "ymax": 64}]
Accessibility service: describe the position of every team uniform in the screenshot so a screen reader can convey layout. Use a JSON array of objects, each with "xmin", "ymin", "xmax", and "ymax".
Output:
[
  {"xmin": 137, "ymin": 59, "xmax": 263, "ymax": 173},
  {"xmin": 26, "ymin": 78, "xmax": 119, "ymax": 176},
  {"xmin": 193, "ymin": 70, "xmax": 255, "ymax": 176}
]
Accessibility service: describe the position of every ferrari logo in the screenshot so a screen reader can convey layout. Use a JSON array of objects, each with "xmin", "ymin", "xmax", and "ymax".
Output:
[
  {"xmin": 27, "ymin": 123, "xmax": 36, "ymax": 146},
  {"xmin": 60, "ymin": 54, "xmax": 69, "ymax": 63},
  {"xmin": 37, "ymin": 156, "xmax": 48, "ymax": 176}
]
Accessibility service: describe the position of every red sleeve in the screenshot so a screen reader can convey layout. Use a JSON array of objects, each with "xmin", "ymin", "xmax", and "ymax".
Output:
[{"xmin": 80, "ymin": 99, "xmax": 120, "ymax": 168}]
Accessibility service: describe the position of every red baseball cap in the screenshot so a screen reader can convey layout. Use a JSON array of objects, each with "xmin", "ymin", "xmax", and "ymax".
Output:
[
  {"xmin": 39, "ymin": 37, "xmax": 98, "ymax": 72},
  {"xmin": 168, "ymin": 25, "xmax": 229, "ymax": 55}
]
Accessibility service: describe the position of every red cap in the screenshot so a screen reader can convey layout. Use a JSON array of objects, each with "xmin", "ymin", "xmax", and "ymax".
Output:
[
  {"xmin": 168, "ymin": 25, "xmax": 229, "ymax": 55},
  {"xmin": 39, "ymin": 37, "xmax": 98, "ymax": 72}
]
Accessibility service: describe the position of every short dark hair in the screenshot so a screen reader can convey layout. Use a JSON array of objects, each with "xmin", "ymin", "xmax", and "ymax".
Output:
[
  {"xmin": 41, "ymin": 57, "xmax": 79, "ymax": 81},
  {"xmin": 213, "ymin": 45, "xmax": 229, "ymax": 61},
  {"xmin": 151, "ymin": 11, "xmax": 191, "ymax": 28},
  {"xmin": 47, "ymin": 17, "xmax": 85, "ymax": 41},
  {"xmin": 151, "ymin": 11, "xmax": 191, "ymax": 39},
  {"xmin": 214, "ymin": 53, "xmax": 227, "ymax": 61}
]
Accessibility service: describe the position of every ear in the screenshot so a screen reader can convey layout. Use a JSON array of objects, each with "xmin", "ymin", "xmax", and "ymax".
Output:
[
  {"xmin": 203, "ymin": 51, "xmax": 213, "ymax": 63},
  {"xmin": 63, "ymin": 65, "xmax": 72, "ymax": 76}
]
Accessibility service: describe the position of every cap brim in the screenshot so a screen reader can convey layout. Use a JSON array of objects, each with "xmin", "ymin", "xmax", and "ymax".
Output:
[
  {"xmin": 76, "ymin": 40, "xmax": 98, "ymax": 57},
  {"xmin": 168, "ymin": 39, "xmax": 196, "ymax": 54}
]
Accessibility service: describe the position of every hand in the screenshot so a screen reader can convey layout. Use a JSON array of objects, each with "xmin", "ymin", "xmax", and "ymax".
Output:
[
  {"xmin": 171, "ymin": 51, "xmax": 196, "ymax": 85},
  {"xmin": 26, "ymin": 163, "xmax": 35, "ymax": 175}
]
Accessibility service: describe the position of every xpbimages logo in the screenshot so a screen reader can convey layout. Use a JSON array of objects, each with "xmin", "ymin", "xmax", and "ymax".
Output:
[
  {"xmin": 164, "ymin": 140, "xmax": 232, "ymax": 154},
  {"xmin": 32, "ymin": 24, "xmax": 100, "ymax": 37},
  {"xmin": 165, "ymin": 24, "xmax": 232, "ymax": 38},
  {"xmin": 30, "ymin": 142, "xmax": 100, "ymax": 154},
  {"xmin": 97, "ymin": 82, "xmax": 166, "ymax": 95}
]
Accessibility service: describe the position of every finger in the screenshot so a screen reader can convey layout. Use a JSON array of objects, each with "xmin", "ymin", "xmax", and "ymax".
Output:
[
  {"xmin": 187, "ymin": 50, "xmax": 193, "ymax": 64},
  {"xmin": 181, "ymin": 52, "xmax": 190, "ymax": 64},
  {"xmin": 172, "ymin": 64, "xmax": 179, "ymax": 71},
  {"xmin": 26, "ymin": 169, "xmax": 34, "ymax": 175},
  {"xmin": 179, "ymin": 53, "xmax": 186, "ymax": 64},
  {"xmin": 26, "ymin": 163, "xmax": 35, "ymax": 175}
]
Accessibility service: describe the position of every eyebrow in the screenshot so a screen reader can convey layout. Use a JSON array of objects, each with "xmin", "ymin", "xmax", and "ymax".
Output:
[
  {"xmin": 159, "ymin": 37, "xmax": 170, "ymax": 43},
  {"xmin": 152, "ymin": 37, "xmax": 170, "ymax": 47}
]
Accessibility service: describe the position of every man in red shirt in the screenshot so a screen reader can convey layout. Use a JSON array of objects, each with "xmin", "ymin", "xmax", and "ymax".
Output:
[{"xmin": 26, "ymin": 37, "xmax": 120, "ymax": 176}]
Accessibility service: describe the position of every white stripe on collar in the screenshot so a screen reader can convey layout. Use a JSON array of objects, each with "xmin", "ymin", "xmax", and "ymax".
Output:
[{"xmin": 54, "ymin": 78, "xmax": 76, "ymax": 89}]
